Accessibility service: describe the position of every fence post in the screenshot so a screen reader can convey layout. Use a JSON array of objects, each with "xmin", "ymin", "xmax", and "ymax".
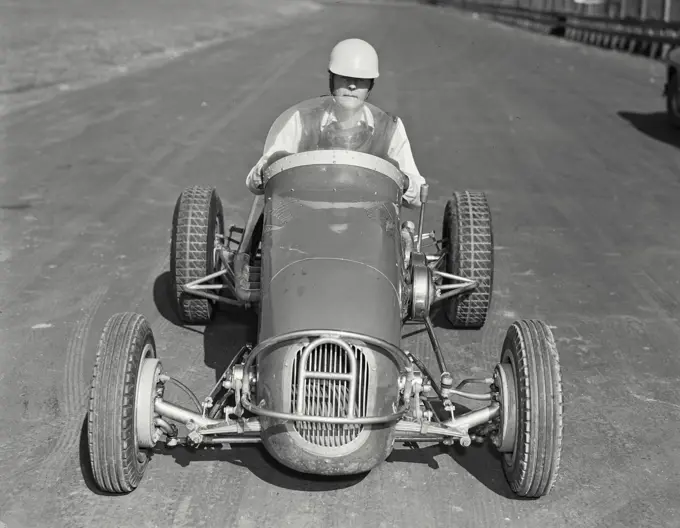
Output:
[
  {"xmin": 662, "ymin": 0, "xmax": 670, "ymax": 21},
  {"xmin": 661, "ymin": 0, "xmax": 672, "ymax": 58},
  {"xmin": 640, "ymin": 0, "xmax": 648, "ymax": 20}
]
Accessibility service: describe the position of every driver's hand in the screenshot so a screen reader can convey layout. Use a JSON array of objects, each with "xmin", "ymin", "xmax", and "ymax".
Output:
[
  {"xmin": 255, "ymin": 150, "xmax": 291, "ymax": 189},
  {"xmin": 385, "ymin": 157, "xmax": 409, "ymax": 192},
  {"xmin": 251, "ymin": 164, "xmax": 265, "ymax": 190},
  {"xmin": 263, "ymin": 150, "xmax": 291, "ymax": 171},
  {"xmin": 402, "ymin": 173, "xmax": 411, "ymax": 193}
]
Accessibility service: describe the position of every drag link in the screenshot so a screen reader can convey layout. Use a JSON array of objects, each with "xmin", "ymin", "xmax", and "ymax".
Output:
[
  {"xmin": 408, "ymin": 352, "xmax": 494, "ymax": 402},
  {"xmin": 456, "ymin": 377, "xmax": 495, "ymax": 390},
  {"xmin": 448, "ymin": 377, "xmax": 495, "ymax": 401},
  {"xmin": 423, "ymin": 316, "xmax": 456, "ymax": 396},
  {"xmin": 444, "ymin": 389, "xmax": 493, "ymax": 401}
]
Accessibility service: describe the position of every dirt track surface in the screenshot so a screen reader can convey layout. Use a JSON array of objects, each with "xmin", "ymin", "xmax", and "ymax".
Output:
[
  {"xmin": 0, "ymin": 0, "xmax": 322, "ymax": 117},
  {"xmin": 2, "ymin": 2, "xmax": 680, "ymax": 527}
]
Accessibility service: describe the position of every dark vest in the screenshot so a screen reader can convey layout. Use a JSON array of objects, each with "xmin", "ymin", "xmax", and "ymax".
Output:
[{"xmin": 296, "ymin": 105, "xmax": 400, "ymax": 162}]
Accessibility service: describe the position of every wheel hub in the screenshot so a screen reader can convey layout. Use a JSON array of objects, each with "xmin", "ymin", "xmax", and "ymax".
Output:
[
  {"xmin": 493, "ymin": 361, "xmax": 517, "ymax": 454},
  {"xmin": 409, "ymin": 253, "xmax": 435, "ymax": 321},
  {"xmin": 212, "ymin": 215, "xmax": 224, "ymax": 273},
  {"xmin": 136, "ymin": 353, "xmax": 163, "ymax": 449}
]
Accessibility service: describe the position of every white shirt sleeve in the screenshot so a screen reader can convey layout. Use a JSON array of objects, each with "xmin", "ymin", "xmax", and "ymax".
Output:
[
  {"xmin": 387, "ymin": 117, "xmax": 427, "ymax": 208},
  {"xmin": 246, "ymin": 111, "xmax": 303, "ymax": 194}
]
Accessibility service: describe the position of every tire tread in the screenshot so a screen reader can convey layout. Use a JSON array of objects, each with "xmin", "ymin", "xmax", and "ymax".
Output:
[
  {"xmin": 88, "ymin": 312, "xmax": 155, "ymax": 493},
  {"xmin": 443, "ymin": 191, "xmax": 494, "ymax": 329},
  {"xmin": 501, "ymin": 319, "xmax": 563, "ymax": 498},
  {"xmin": 170, "ymin": 185, "xmax": 222, "ymax": 324}
]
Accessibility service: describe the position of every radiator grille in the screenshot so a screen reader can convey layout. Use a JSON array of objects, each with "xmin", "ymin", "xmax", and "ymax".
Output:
[{"xmin": 290, "ymin": 342, "xmax": 369, "ymax": 447}]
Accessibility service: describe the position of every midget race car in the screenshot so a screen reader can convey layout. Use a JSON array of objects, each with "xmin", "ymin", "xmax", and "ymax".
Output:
[
  {"xmin": 664, "ymin": 47, "xmax": 680, "ymax": 128},
  {"xmin": 87, "ymin": 95, "xmax": 563, "ymax": 499}
]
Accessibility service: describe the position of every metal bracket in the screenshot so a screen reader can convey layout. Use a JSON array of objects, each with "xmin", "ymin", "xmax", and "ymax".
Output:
[
  {"xmin": 181, "ymin": 250, "xmax": 252, "ymax": 307},
  {"xmin": 431, "ymin": 269, "xmax": 477, "ymax": 302}
]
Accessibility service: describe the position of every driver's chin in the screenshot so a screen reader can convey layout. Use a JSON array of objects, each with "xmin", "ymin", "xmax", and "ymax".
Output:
[{"xmin": 333, "ymin": 93, "xmax": 365, "ymax": 110}]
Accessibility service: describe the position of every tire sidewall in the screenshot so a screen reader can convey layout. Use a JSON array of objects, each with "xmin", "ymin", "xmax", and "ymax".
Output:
[
  {"xmin": 129, "ymin": 329, "xmax": 157, "ymax": 478},
  {"xmin": 499, "ymin": 326, "xmax": 525, "ymax": 479},
  {"xmin": 498, "ymin": 321, "xmax": 562, "ymax": 498},
  {"xmin": 442, "ymin": 192, "xmax": 494, "ymax": 327},
  {"xmin": 667, "ymin": 72, "xmax": 680, "ymax": 127},
  {"xmin": 170, "ymin": 187, "xmax": 224, "ymax": 322}
]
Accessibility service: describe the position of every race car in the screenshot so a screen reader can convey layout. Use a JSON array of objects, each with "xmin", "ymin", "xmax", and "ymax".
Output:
[{"xmin": 86, "ymin": 95, "xmax": 563, "ymax": 499}]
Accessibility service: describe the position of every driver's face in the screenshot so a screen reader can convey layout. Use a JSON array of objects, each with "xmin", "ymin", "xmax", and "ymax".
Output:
[{"xmin": 331, "ymin": 74, "xmax": 372, "ymax": 101}]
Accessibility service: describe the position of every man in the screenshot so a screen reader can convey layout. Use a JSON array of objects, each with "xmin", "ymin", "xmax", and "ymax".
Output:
[{"xmin": 246, "ymin": 38, "xmax": 427, "ymax": 208}]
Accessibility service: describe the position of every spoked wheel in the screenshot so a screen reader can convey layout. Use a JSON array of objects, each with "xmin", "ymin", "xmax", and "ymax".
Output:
[
  {"xmin": 492, "ymin": 320, "xmax": 563, "ymax": 499},
  {"xmin": 88, "ymin": 312, "xmax": 163, "ymax": 494},
  {"xmin": 441, "ymin": 191, "xmax": 494, "ymax": 329},
  {"xmin": 170, "ymin": 185, "xmax": 225, "ymax": 325},
  {"xmin": 666, "ymin": 72, "xmax": 680, "ymax": 129}
]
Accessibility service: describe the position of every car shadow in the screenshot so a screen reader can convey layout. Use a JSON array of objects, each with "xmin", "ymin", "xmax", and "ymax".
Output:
[
  {"xmin": 78, "ymin": 414, "xmax": 145, "ymax": 496},
  {"xmin": 203, "ymin": 307, "xmax": 258, "ymax": 382},
  {"xmin": 385, "ymin": 441, "xmax": 520, "ymax": 499},
  {"xmin": 618, "ymin": 111, "xmax": 680, "ymax": 149},
  {"xmin": 152, "ymin": 270, "xmax": 204, "ymax": 335},
  {"xmin": 153, "ymin": 270, "xmax": 258, "ymax": 381},
  {"xmin": 154, "ymin": 442, "xmax": 369, "ymax": 491},
  {"xmin": 386, "ymin": 400, "xmax": 524, "ymax": 500}
]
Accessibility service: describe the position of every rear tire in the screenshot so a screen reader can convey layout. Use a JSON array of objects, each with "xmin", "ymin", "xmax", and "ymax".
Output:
[
  {"xmin": 441, "ymin": 191, "xmax": 494, "ymax": 329},
  {"xmin": 88, "ymin": 312, "xmax": 158, "ymax": 494},
  {"xmin": 666, "ymin": 71, "xmax": 680, "ymax": 129},
  {"xmin": 170, "ymin": 185, "xmax": 224, "ymax": 325},
  {"xmin": 495, "ymin": 320, "xmax": 563, "ymax": 499}
]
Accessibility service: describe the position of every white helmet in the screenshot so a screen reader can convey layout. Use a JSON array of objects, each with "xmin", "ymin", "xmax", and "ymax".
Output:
[{"xmin": 328, "ymin": 38, "xmax": 380, "ymax": 79}]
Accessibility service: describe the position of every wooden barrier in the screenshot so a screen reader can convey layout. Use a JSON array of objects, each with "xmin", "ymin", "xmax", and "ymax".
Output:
[{"xmin": 434, "ymin": 0, "xmax": 680, "ymax": 60}]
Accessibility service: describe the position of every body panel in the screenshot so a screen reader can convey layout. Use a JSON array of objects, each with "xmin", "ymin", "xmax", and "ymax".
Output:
[{"xmin": 258, "ymin": 162, "xmax": 406, "ymax": 348}]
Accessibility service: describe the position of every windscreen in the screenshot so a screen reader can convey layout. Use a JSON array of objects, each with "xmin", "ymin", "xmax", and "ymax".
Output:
[{"xmin": 262, "ymin": 95, "xmax": 401, "ymax": 163}]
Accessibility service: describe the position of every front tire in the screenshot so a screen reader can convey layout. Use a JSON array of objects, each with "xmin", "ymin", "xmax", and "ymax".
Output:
[
  {"xmin": 441, "ymin": 191, "xmax": 494, "ymax": 329},
  {"xmin": 170, "ymin": 185, "xmax": 224, "ymax": 325},
  {"xmin": 88, "ymin": 312, "xmax": 160, "ymax": 494},
  {"xmin": 494, "ymin": 320, "xmax": 563, "ymax": 499}
]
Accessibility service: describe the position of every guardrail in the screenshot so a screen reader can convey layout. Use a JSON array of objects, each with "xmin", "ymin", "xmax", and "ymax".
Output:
[{"xmin": 436, "ymin": 0, "xmax": 680, "ymax": 61}]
